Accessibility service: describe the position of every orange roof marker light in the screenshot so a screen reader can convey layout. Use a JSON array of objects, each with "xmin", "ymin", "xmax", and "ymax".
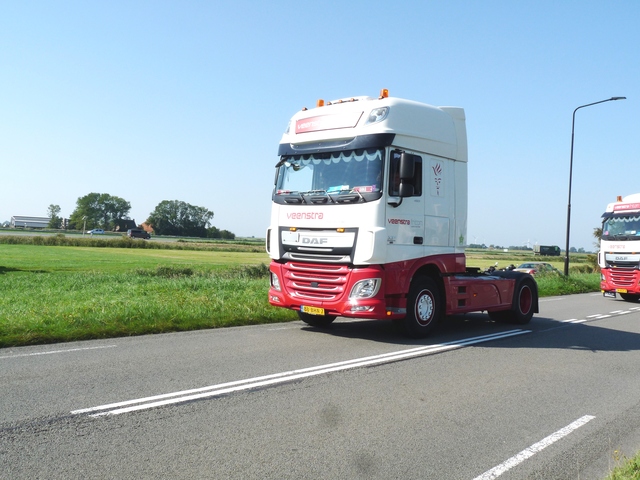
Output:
[
  {"xmin": 379, "ymin": 88, "xmax": 389, "ymax": 99},
  {"xmin": 317, "ymin": 99, "xmax": 325, "ymax": 108}
]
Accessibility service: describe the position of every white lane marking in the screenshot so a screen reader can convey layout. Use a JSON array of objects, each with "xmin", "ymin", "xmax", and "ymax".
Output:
[
  {"xmin": 0, "ymin": 345, "xmax": 117, "ymax": 360},
  {"xmin": 472, "ymin": 415, "xmax": 596, "ymax": 480},
  {"xmin": 562, "ymin": 319, "xmax": 586, "ymax": 324},
  {"xmin": 562, "ymin": 306, "xmax": 640, "ymax": 324},
  {"xmin": 72, "ymin": 330, "xmax": 530, "ymax": 417},
  {"xmin": 539, "ymin": 297, "xmax": 566, "ymax": 302}
]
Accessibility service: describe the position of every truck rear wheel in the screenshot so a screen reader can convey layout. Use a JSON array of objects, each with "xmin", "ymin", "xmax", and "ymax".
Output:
[
  {"xmin": 511, "ymin": 278, "xmax": 535, "ymax": 324},
  {"xmin": 402, "ymin": 276, "xmax": 442, "ymax": 338},
  {"xmin": 490, "ymin": 278, "xmax": 535, "ymax": 324},
  {"xmin": 298, "ymin": 311, "xmax": 337, "ymax": 328}
]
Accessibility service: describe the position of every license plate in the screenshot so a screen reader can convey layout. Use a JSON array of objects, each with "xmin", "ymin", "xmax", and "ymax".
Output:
[
  {"xmin": 616, "ymin": 288, "xmax": 628, "ymax": 294},
  {"xmin": 603, "ymin": 291, "xmax": 616, "ymax": 298},
  {"xmin": 301, "ymin": 305, "xmax": 325, "ymax": 316}
]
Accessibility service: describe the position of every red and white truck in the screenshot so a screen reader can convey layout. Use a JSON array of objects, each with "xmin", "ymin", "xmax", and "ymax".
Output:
[
  {"xmin": 266, "ymin": 89, "xmax": 538, "ymax": 337},
  {"xmin": 599, "ymin": 193, "xmax": 640, "ymax": 301}
]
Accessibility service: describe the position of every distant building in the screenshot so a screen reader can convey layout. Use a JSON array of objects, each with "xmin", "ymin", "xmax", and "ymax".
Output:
[{"xmin": 10, "ymin": 216, "xmax": 51, "ymax": 229}]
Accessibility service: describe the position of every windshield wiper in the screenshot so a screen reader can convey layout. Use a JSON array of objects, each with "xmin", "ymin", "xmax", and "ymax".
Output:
[
  {"xmin": 352, "ymin": 189, "xmax": 365, "ymax": 202},
  {"xmin": 281, "ymin": 191, "xmax": 307, "ymax": 204},
  {"xmin": 301, "ymin": 190, "xmax": 337, "ymax": 204}
]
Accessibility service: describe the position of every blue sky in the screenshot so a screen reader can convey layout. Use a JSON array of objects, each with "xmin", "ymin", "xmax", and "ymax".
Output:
[{"xmin": 1, "ymin": 1, "xmax": 637, "ymax": 251}]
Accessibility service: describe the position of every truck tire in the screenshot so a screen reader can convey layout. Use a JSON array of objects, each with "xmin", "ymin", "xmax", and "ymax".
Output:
[
  {"xmin": 511, "ymin": 278, "xmax": 536, "ymax": 324},
  {"xmin": 620, "ymin": 293, "xmax": 640, "ymax": 302},
  {"xmin": 402, "ymin": 276, "xmax": 442, "ymax": 338},
  {"xmin": 490, "ymin": 278, "xmax": 535, "ymax": 324},
  {"xmin": 298, "ymin": 311, "xmax": 337, "ymax": 328}
]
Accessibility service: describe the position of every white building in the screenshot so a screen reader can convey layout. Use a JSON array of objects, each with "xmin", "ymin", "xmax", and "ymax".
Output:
[{"xmin": 10, "ymin": 216, "xmax": 51, "ymax": 229}]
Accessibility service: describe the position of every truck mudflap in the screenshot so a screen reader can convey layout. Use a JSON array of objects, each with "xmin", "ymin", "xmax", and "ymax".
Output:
[
  {"xmin": 489, "ymin": 270, "xmax": 540, "ymax": 313},
  {"xmin": 444, "ymin": 270, "xmax": 539, "ymax": 318}
]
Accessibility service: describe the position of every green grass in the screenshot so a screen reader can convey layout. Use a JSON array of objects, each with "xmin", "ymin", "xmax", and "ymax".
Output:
[
  {"xmin": 0, "ymin": 244, "xmax": 605, "ymax": 348},
  {"xmin": 0, "ymin": 243, "xmax": 269, "ymax": 273},
  {"xmin": 605, "ymin": 450, "xmax": 640, "ymax": 479},
  {"xmin": 0, "ymin": 244, "xmax": 298, "ymax": 347}
]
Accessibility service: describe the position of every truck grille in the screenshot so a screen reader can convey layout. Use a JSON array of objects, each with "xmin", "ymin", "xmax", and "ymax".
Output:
[
  {"xmin": 282, "ymin": 262, "xmax": 349, "ymax": 301},
  {"xmin": 609, "ymin": 268, "xmax": 640, "ymax": 288}
]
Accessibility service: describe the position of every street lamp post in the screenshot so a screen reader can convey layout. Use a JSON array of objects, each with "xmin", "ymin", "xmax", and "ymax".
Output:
[{"xmin": 564, "ymin": 96, "xmax": 626, "ymax": 276}]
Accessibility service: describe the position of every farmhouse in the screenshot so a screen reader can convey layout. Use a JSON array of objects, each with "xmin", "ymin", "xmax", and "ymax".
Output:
[{"xmin": 10, "ymin": 216, "xmax": 50, "ymax": 229}]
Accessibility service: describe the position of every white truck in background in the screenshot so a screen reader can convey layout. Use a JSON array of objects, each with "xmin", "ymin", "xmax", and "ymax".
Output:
[
  {"xmin": 266, "ymin": 89, "xmax": 538, "ymax": 337},
  {"xmin": 599, "ymin": 193, "xmax": 640, "ymax": 301}
]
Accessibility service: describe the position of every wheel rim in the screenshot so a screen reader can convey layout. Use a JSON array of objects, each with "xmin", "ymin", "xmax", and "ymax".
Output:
[
  {"xmin": 518, "ymin": 285, "xmax": 533, "ymax": 314},
  {"xmin": 415, "ymin": 289, "xmax": 435, "ymax": 326}
]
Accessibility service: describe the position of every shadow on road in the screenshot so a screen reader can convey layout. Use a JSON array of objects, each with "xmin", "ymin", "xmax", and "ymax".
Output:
[{"xmin": 300, "ymin": 312, "xmax": 640, "ymax": 353}]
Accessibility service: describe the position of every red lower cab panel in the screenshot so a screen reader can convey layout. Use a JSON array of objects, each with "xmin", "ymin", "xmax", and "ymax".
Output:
[
  {"xmin": 601, "ymin": 267, "xmax": 640, "ymax": 294},
  {"xmin": 269, "ymin": 257, "xmax": 520, "ymax": 320},
  {"xmin": 269, "ymin": 261, "xmax": 393, "ymax": 319}
]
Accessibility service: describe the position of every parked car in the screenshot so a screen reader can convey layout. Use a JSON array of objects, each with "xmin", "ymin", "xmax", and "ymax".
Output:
[
  {"xmin": 513, "ymin": 262, "xmax": 560, "ymax": 275},
  {"xmin": 127, "ymin": 228, "xmax": 151, "ymax": 239},
  {"xmin": 87, "ymin": 229, "xmax": 104, "ymax": 235}
]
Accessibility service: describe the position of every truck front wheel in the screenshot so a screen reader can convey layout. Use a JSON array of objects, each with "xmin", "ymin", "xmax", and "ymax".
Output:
[
  {"xmin": 401, "ymin": 276, "xmax": 442, "ymax": 338},
  {"xmin": 620, "ymin": 293, "xmax": 640, "ymax": 302},
  {"xmin": 298, "ymin": 311, "xmax": 337, "ymax": 328}
]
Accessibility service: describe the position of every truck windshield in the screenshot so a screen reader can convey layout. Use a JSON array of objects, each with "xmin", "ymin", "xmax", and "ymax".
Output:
[
  {"xmin": 275, "ymin": 148, "xmax": 384, "ymax": 201},
  {"xmin": 602, "ymin": 215, "xmax": 640, "ymax": 240}
]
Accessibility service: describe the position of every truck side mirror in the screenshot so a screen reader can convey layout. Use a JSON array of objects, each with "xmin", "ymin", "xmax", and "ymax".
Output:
[
  {"xmin": 399, "ymin": 153, "xmax": 417, "ymax": 198},
  {"xmin": 399, "ymin": 183, "xmax": 414, "ymax": 197},
  {"xmin": 399, "ymin": 153, "xmax": 415, "ymax": 181}
]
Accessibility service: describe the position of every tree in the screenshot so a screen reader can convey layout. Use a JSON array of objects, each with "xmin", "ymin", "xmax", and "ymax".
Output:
[
  {"xmin": 593, "ymin": 227, "xmax": 602, "ymax": 250},
  {"xmin": 47, "ymin": 204, "xmax": 62, "ymax": 229},
  {"xmin": 207, "ymin": 226, "xmax": 236, "ymax": 240},
  {"xmin": 147, "ymin": 200, "xmax": 214, "ymax": 237},
  {"xmin": 68, "ymin": 193, "xmax": 131, "ymax": 231}
]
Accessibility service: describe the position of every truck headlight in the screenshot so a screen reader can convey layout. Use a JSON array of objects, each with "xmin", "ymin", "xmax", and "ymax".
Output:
[
  {"xmin": 271, "ymin": 272, "xmax": 281, "ymax": 291},
  {"xmin": 349, "ymin": 278, "xmax": 381, "ymax": 299},
  {"xmin": 364, "ymin": 107, "xmax": 389, "ymax": 126}
]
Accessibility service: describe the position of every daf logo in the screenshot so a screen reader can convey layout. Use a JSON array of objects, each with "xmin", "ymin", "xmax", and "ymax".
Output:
[
  {"xmin": 615, "ymin": 256, "xmax": 628, "ymax": 261},
  {"xmin": 302, "ymin": 237, "xmax": 328, "ymax": 245}
]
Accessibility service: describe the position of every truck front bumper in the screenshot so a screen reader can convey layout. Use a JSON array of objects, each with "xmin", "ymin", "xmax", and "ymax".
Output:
[
  {"xmin": 600, "ymin": 267, "xmax": 640, "ymax": 295},
  {"xmin": 268, "ymin": 261, "xmax": 404, "ymax": 320}
]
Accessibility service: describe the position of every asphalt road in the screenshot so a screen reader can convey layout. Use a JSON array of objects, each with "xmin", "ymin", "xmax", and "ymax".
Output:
[{"xmin": 2, "ymin": 293, "xmax": 640, "ymax": 479}]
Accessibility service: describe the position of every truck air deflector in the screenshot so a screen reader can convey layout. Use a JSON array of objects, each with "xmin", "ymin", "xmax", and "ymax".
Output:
[
  {"xmin": 601, "ymin": 211, "xmax": 640, "ymax": 218},
  {"xmin": 277, "ymin": 133, "xmax": 395, "ymax": 156}
]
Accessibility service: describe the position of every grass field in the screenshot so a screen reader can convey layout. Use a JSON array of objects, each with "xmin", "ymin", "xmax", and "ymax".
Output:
[
  {"xmin": 0, "ymin": 243, "xmax": 298, "ymax": 347},
  {"xmin": 0, "ymin": 243, "xmax": 600, "ymax": 348}
]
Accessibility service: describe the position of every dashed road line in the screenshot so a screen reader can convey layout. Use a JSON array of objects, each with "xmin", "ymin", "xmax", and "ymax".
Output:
[
  {"xmin": 563, "ymin": 308, "xmax": 637, "ymax": 324},
  {"xmin": 0, "ymin": 344, "xmax": 117, "ymax": 360},
  {"xmin": 472, "ymin": 415, "xmax": 596, "ymax": 479}
]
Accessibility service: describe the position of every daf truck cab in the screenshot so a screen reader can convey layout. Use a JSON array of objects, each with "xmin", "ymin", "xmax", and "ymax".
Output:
[{"xmin": 266, "ymin": 89, "xmax": 538, "ymax": 337}]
